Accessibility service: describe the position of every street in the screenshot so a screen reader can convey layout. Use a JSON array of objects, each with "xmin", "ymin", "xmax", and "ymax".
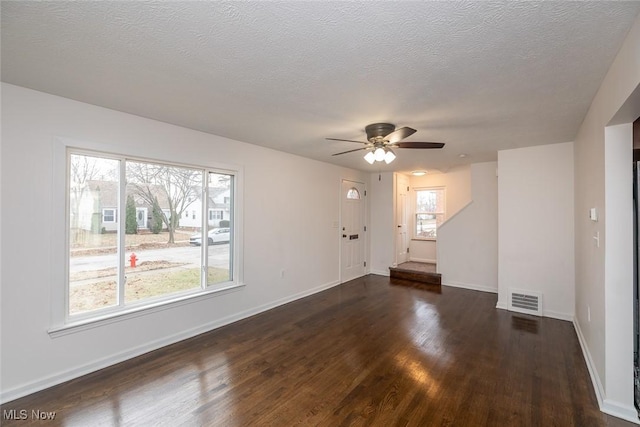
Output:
[{"xmin": 70, "ymin": 243, "xmax": 231, "ymax": 272}]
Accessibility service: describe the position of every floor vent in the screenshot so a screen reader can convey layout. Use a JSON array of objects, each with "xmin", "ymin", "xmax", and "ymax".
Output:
[{"xmin": 508, "ymin": 289, "xmax": 542, "ymax": 316}]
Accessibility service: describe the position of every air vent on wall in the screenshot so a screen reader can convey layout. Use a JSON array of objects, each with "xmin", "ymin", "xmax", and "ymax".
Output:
[{"xmin": 508, "ymin": 289, "xmax": 542, "ymax": 316}]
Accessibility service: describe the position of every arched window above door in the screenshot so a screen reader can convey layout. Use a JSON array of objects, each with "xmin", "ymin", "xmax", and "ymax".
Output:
[{"xmin": 346, "ymin": 187, "xmax": 361, "ymax": 200}]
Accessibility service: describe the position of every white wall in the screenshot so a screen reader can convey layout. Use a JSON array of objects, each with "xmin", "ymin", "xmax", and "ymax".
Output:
[
  {"xmin": 573, "ymin": 14, "xmax": 640, "ymax": 422},
  {"xmin": 437, "ymin": 162, "xmax": 498, "ymax": 293},
  {"xmin": 411, "ymin": 239, "xmax": 437, "ymax": 264},
  {"xmin": 369, "ymin": 172, "xmax": 394, "ymax": 275},
  {"xmin": 0, "ymin": 83, "xmax": 368, "ymax": 402},
  {"xmin": 408, "ymin": 165, "xmax": 472, "ymax": 262},
  {"xmin": 497, "ymin": 142, "xmax": 575, "ymax": 320}
]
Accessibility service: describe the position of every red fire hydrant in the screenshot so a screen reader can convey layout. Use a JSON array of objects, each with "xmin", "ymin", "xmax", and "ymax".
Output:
[{"xmin": 129, "ymin": 253, "xmax": 138, "ymax": 268}]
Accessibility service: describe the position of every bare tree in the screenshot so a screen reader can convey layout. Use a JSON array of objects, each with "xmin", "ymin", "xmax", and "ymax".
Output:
[
  {"xmin": 126, "ymin": 161, "xmax": 201, "ymax": 243},
  {"xmin": 69, "ymin": 154, "xmax": 103, "ymax": 241},
  {"xmin": 70, "ymin": 154, "xmax": 100, "ymax": 214}
]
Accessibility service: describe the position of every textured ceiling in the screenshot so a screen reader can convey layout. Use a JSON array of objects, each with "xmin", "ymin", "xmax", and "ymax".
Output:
[{"xmin": 2, "ymin": 1, "xmax": 640, "ymax": 173}]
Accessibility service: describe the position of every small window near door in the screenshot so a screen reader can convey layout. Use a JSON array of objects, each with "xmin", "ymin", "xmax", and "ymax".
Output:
[
  {"xmin": 102, "ymin": 208, "xmax": 117, "ymax": 223},
  {"xmin": 346, "ymin": 187, "xmax": 361, "ymax": 200},
  {"xmin": 415, "ymin": 188, "xmax": 445, "ymax": 239}
]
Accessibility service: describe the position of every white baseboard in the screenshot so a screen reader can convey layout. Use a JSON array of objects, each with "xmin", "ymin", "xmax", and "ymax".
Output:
[
  {"xmin": 542, "ymin": 309, "xmax": 574, "ymax": 322},
  {"xmin": 602, "ymin": 398, "xmax": 639, "ymax": 424},
  {"xmin": 573, "ymin": 318, "xmax": 607, "ymax": 417},
  {"xmin": 442, "ymin": 281, "xmax": 497, "ymax": 294},
  {"xmin": 369, "ymin": 269, "xmax": 390, "ymax": 277},
  {"xmin": 0, "ymin": 279, "xmax": 341, "ymax": 404},
  {"xmin": 408, "ymin": 257, "xmax": 437, "ymax": 264},
  {"xmin": 496, "ymin": 301, "xmax": 508, "ymax": 310}
]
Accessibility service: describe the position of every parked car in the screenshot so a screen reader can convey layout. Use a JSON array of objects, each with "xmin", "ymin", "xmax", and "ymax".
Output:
[{"xmin": 190, "ymin": 228, "xmax": 230, "ymax": 246}]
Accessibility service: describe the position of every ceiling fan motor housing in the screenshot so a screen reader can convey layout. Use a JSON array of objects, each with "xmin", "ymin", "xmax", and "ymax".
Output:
[
  {"xmin": 365, "ymin": 123, "xmax": 396, "ymax": 141},
  {"xmin": 327, "ymin": 123, "xmax": 444, "ymax": 157}
]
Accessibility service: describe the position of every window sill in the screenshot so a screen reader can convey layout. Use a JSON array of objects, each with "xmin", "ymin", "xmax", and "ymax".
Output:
[
  {"xmin": 48, "ymin": 282, "xmax": 245, "ymax": 338},
  {"xmin": 412, "ymin": 238, "xmax": 437, "ymax": 242}
]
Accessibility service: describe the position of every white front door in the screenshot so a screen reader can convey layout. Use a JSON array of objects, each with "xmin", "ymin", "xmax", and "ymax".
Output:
[
  {"xmin": 395, "ymin": 173, "xmax": 409, "ymax": 265},
  {"xmin": 136, "ymin": 208, "xmax": 147, "ymax": 229},
  {"xmin": 341, "ymin": 180, "xmax": 366, "ymax": 282}
]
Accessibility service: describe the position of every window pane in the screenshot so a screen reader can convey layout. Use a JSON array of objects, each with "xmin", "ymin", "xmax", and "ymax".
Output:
[
  {"xmin": 416, "ymin": 213, "xmax": 445, "ymax": 238},
  {"xmin": 124, "ymin": 161, "xmax": 202, "ymax": 304},
  {"xmin": 415, "ymin": 188, "xmax": 445, "ymax": 238},
  {"xmin": 207, "ymin": 172, "xmax": 232, "ymax": 286},
  {"xmin": 416, "ymin": 189, "xmax": 444, "ymax": 213},
  {"xmin": 346, "ymin": 187, "xmax": 360, "ymax": 200},
  {"xmin": 102, "ymin": 209, "xmax": 116, "ymax": 222},
  {"xmin": 209, "ymin": 209, "xmax": 223, "ymax": 221},
  {"xmin": 68, "ymin": 154, "xmax": 120, "ymax": 315}
]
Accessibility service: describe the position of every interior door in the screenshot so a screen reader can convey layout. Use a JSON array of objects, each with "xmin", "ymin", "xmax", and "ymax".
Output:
[
  {"xmin": 341, "ymin": 180, "xmax": 366, "ymax": 282},
  {"xmin": 395, "ymin": 174, "xmax": 409, "ymax": 265}
]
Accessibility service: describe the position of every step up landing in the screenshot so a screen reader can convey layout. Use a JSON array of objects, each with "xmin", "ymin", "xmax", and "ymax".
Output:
[{"xmin": 389, "ymin": 262, "xmax": 441, "ymax": 288}]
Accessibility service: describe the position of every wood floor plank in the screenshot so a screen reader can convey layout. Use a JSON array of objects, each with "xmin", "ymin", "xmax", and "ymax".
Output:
[{"xmin": 1, "ymin": 274, "xmax": 636, "ymax": 426}]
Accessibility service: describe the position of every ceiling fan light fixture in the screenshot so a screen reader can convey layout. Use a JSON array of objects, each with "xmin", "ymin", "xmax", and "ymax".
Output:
[
  {"xmin": 374, "ymin": 147, "xmax": 386, "ymax": 162},
  {"xmin": 364, "ymin": 151, "xmax": 376, "ymax": 164},
  {"xmin": 384, "ymin": 149, "xmax": 396, "ymax": 164},
  {"xmin": 328, "ymin": 122, "xmax": 445, "ymax": 165}
]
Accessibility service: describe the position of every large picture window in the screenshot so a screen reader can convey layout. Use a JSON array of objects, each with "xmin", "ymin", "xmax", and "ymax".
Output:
[
  {"xmin": 67, "ymin": 151, "xmax": 236, "ymax": 319},
  {"xmin": 415, "ymin": 187, "xmax": 445, "ymax": 239}
]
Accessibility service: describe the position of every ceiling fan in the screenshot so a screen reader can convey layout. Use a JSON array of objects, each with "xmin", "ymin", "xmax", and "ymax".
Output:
[{"xmin": 327, "ymin": 123, "xmax": 445, "ymax": 164}]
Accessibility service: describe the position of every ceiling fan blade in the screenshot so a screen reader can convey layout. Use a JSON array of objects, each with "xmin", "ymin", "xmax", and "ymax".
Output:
[
  {"xmin": 326, "ymin": 137, "xmax": 368, "ymax": 144},
  {"xmin": 395, "ymin": 141, "xmax": 445, "ymax": 149},
  {"xmin": 384, "ymin": 127, "xmax": 417, "ymax": 144},
  {"xmin": 332, "ymin": 147, "xmax": 370, "ymax": 156}
]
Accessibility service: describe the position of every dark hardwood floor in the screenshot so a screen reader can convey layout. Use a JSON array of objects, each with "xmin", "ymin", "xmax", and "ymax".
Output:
[{"xmin": 1, "ymin": 275, "xmax": 636, "ymax": 426}]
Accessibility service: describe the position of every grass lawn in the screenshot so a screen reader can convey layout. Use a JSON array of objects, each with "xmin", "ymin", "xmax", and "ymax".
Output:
[{"xmin": 70, "ymin": 267, "xmax": 230, "ymax": 315}]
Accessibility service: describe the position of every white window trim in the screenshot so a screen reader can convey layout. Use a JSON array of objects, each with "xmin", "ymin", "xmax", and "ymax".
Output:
[
  {"xmin": 413, "ymin": 186, "xmax": 446, "ymax": 241},
  {"xmin": 50, "ymin": 137, "xmax": 244, "ymax": 335},
  {"xmin": 49, "ymin": 283, "xmax": 245, "ymax": 337}
]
